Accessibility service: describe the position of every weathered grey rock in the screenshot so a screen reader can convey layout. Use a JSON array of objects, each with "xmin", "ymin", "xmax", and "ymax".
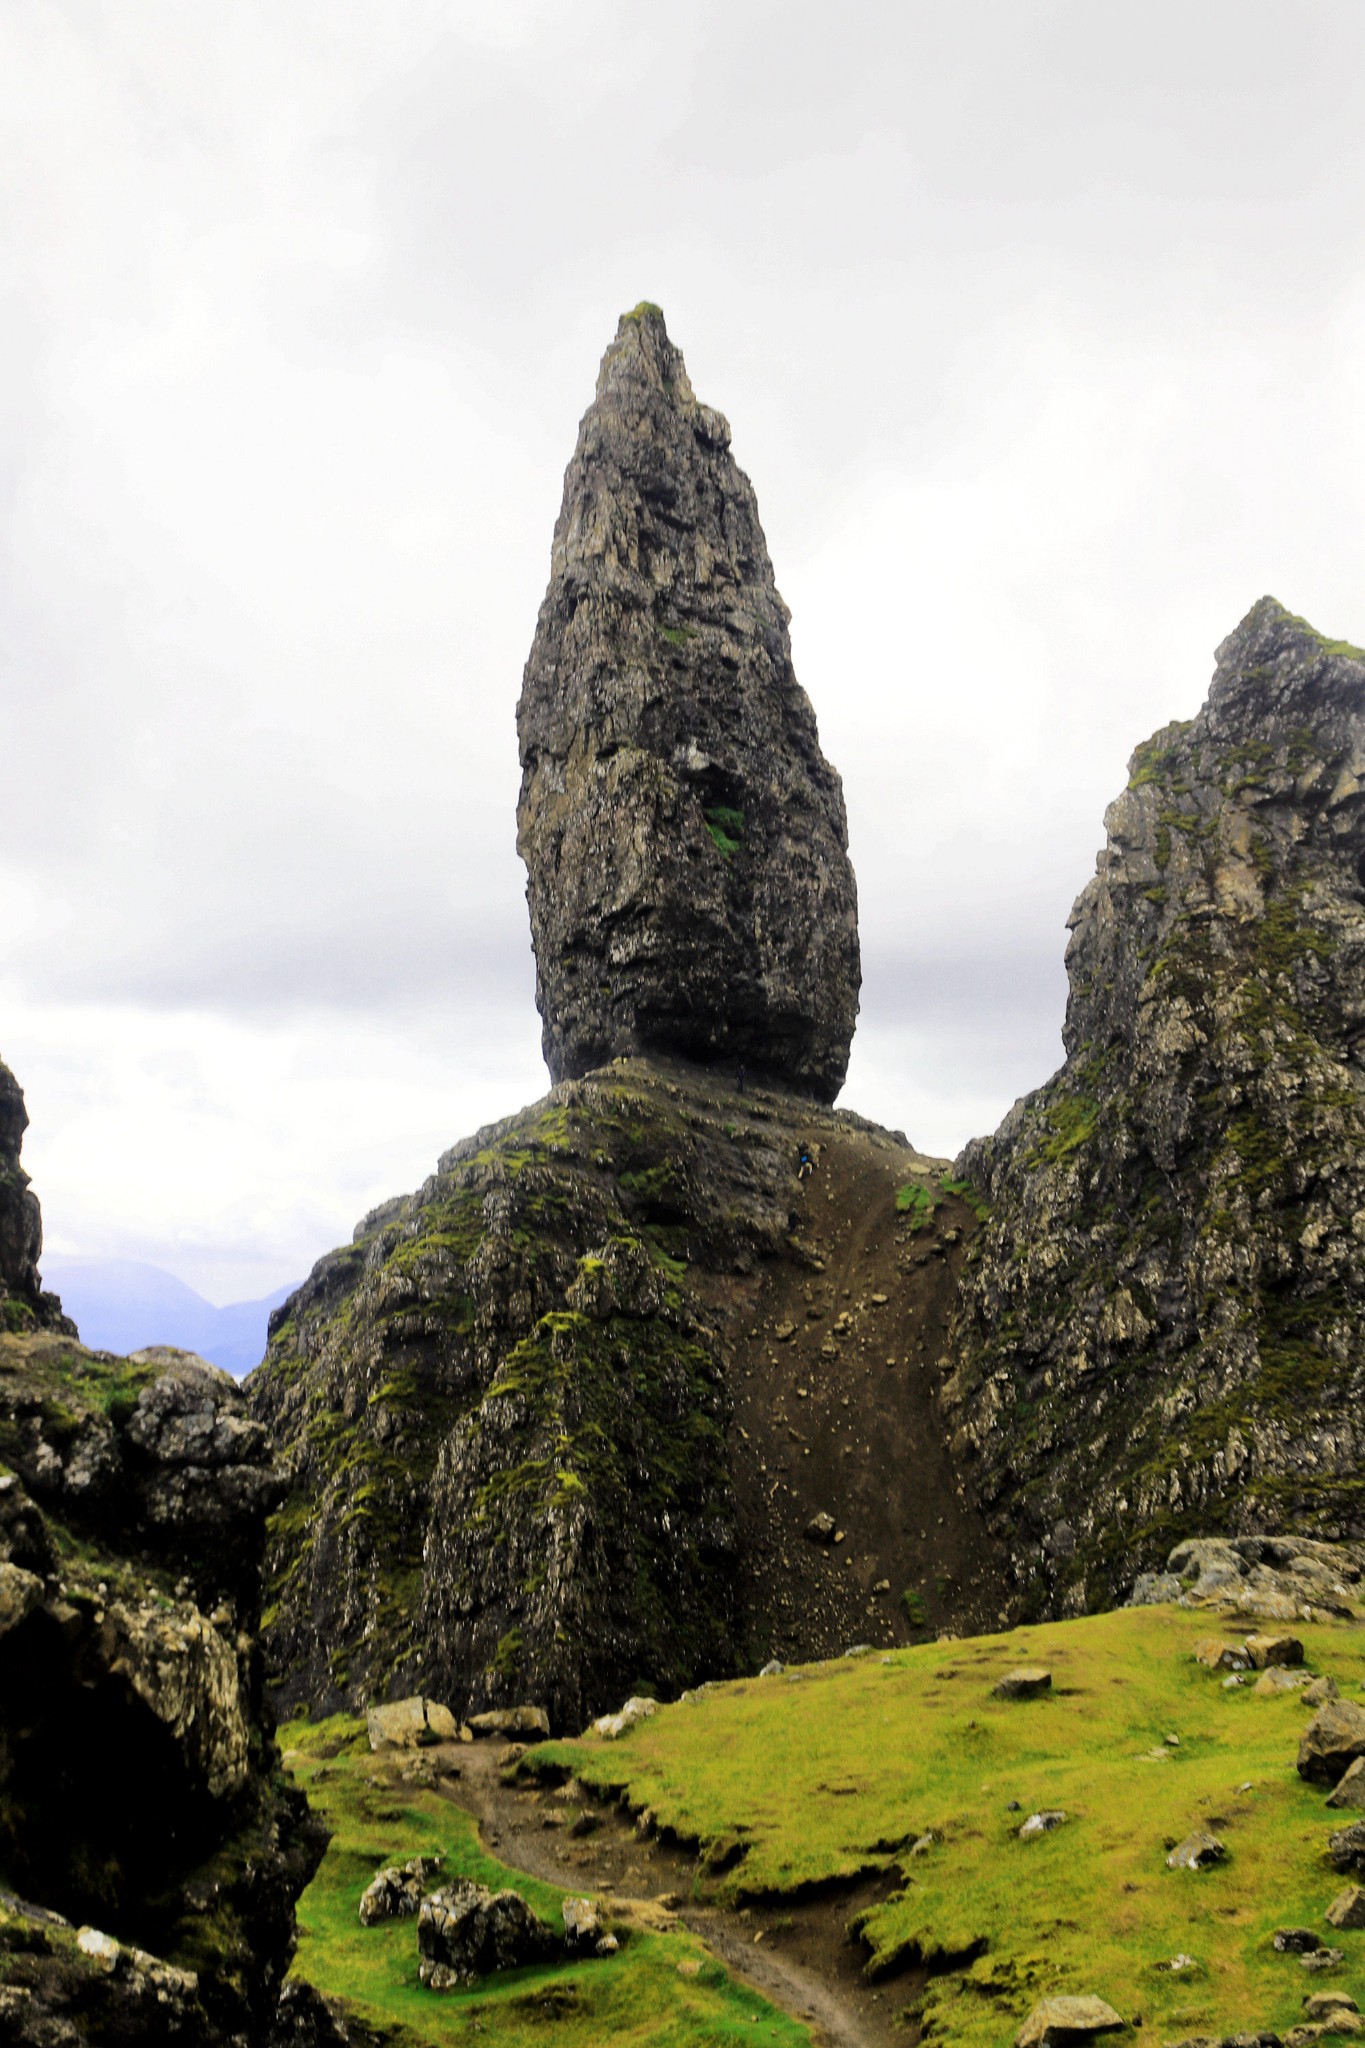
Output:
[
  {"xmin": 1300, "ymin": 1700, "xmax": 1365, "ymax": 1785},
  {"xmin": 1019, "ymin": 1809, "xmax": 1068, "ymax": 1839},
  {"xmin": 1245, "ymin": 1633, "xmax": 1305, "ymax": 1670},
  {"xmin": 1303, "ymin": 1949, "xmax": 1346, "ymax": 1973},
  {"xmin": 357, "ymin": 1855, "xmax": 442, "ymax": 1925},
  {"xmin": 366, "ymin": 1697, "xmax": 460, "ymax": 1749},
  {"xmin": 1278, "ymin": 1929, "xmax": 1328, "ymax": 1953},
  {"xmin": 516, "ymin": 305, "xmax": 860, "ymax": 1100},
  {"xmin": 591, "ymin": 1695, "xmax": 658, "ymax": 1740},
  {"xmin": 1325, "ymin": 1886, "xmax": 1365, "ymax": 1930},
  {"xmin": 1327, "ymin": 1759, "xmax": 1365, "ymax": 1810},
  {"xmin": 944, "ymin": 604, "xmax": 1365, "ymax": 1614},
  {"xmin": 1256, "ymin": 1668, "xmax": 1310, "ymax": 1697},
  {"xmin": 1305, "ymin": 1993, "xmax": 1360, "ymax": 2020},
  {"xmin": 417, "ymin": 1882, "xmax": 555, "ymax": 1988},
  {"xmin": 993, "ymin": 1666, "xmax": 1052, "ymax": 1700},
  {"xmin": 1016, "ymin": 1994, "xmax": 1125, "ymax": 2045},
  {"xmin": 1168, "ymin": 1831, "xmax": 1227, "ymax": 1870},
  {"xmin": 467, "ymin": 1705, "xmax": 550, "ymax": 1741},
  {"xmin": 1304, "ymin": 1677, "xmax": 1341, "ymax": 1707},
  {"xmin": 1328, "ymin": 1820, "xmax": 1365, "ymax": 1874},
  {"xmin": 1194, "ymin": 1636, "xmax": 1249, "ymax": 1672},
  {"xmin": 0, "ymin": 1330, "xmax": 323, "ymax": 2045},
  {"xmin": 0, "ymin": 1058, "xmax": 74, "ymax": 1337},
  {"xmin": 561, "ymin": 1896, "xmax": 604, "ymax": 1950}
]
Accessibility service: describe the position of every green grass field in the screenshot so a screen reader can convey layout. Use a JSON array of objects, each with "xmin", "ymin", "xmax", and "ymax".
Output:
[
  {"xmin": 528, "ymin": 1607, "xmax": 1365, "ymax": 2044},
  {"xmin": 281, "ymin": 1716, "xmax": 809, "ymax": 2046}
]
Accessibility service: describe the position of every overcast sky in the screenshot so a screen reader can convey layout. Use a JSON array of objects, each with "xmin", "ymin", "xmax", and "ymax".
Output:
[{"xmin": 4, "ymin": 1, "xmax": 1365, "ymax": 1302}]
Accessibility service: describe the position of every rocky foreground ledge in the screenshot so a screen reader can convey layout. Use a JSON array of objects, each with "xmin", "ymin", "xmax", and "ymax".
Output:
[{"xmin": 0, "ymin": 1333, "xmax": 326, "ymax": 2045}]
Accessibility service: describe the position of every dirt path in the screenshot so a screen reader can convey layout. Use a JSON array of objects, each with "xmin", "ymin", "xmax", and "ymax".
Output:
[
  {"xmin": 393, "ymin": 1738, "xmax": 922, "ymax": 2048},
  {"xmin": 693, "ymin": 1115, "xmax": 1008, "ymax": 1659}
]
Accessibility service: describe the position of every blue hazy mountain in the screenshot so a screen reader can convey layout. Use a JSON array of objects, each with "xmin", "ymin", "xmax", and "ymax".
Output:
[{"xmin": 42, "ymin": 1259, "xmax": 295, "ymax": 1378}]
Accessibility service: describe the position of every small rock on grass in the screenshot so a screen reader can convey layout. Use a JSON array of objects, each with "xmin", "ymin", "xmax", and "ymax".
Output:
[
  {"xmin": 1019, "ymin": 1810, "xmax": 1068, "ymax": 1840},
  {"xmin": 1167, "ymin": 1831, "xmax": 1226, "ymax": 1870},
  {"xmin": 1244, "ymin": 1632, "xmax": 1305, "ymax": 1670},
  {"xmin": 1277, "ymin": 1929, "xmax": 1327, "ymax": 1953},
  {"xmin": 1305, "ymin": 1992, "xmax": 1361, "ymax": 2020},
  {"xmin": 1304, "ymin": 1677, "xmax": 1341, "ymax": 1708},
  {"xmin": 993, "ymin": 1667, "xmax": 1052, "ymax": 1700},
  {"xmin": 1298, "ymin": 1700, "xmax": 1365, "ymax": 1786},
  {"xmin": 1015, "ymin": 1994, "xmax": 1125, "ymax": 2045},
  {"xmin": 1328, "ymin": 1820, "xmax": 1365, "ymax": 1874},
  {"xmin": 1256, "ymin": 1667, "xmax": 1309, "ymax": 1696},
  {"xmin": 358, "ymin": 1855, "xmax": 443, "ymax": 1926},
  {"xmin": 1326, "ymin": 1886, "xmax": 1365, "ymax": 1930},
  {"xmin": 1327, "ymin": 1759, "xmax": 1365, "ymax": 1810},
  {"xmin": 1302, "ymin": 1949, "xmax": 1346, "ymax": 1973},
  {"xmin": 1195, "ymin": 1637, "xmax": 1248, "ymax": 1672}
]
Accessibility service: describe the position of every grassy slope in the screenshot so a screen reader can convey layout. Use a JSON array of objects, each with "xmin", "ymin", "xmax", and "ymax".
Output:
[
  {"xmin": 529, "ymin": 1606, "xmax": 1365, "ymax": 2044},
  {"xmin": 281, "ymin": 1716, "xmax": 807, "ymax": 2047}
]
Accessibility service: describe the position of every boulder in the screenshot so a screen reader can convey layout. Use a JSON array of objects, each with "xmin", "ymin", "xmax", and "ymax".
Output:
[
  {"xmin": 1019, "ymin": 1810, "xmax": 1069, "ymax": 1840},
  {"xmin": 993, "ymin": 1668, "xmax": 1052, "ymax": 1701},
  {"xmin": 357, "ymin": 1856, "xmax": 442, "ymax": 1926},
  {"xmin": 1194, "ymin": 1637, "xmax": 1247, "ymax": 1672},
  {"xmin": 1167, "ymin": 1832, "xmax": 1226, "ymax": 1870},
  {"xmin": 1304, "ymin": 1678, "xmax": 1341, "ymax": 1708},
  {"xmin": 590, "ymin": 1696, "xmax": 658, "ymax": 1740},
  {"xmin": 467, "ymin": 1706, "xmax": 551, "ymax": 1741},
  {"xmin": 516, "ymin": 304, "xmax": 860, "ymax": 1099},
  {"xmin": 1325, "ymin": 1886, "xmax": 1365, "ymax": 1930},
  {"xmin": 1277, "ymin": 1929, "xmax": 1328, "ymax": 1953},
  {"xmin": 0, "ymin": 1057, "xmax": 73, "ymax": 1336},
  {"xmin": 366, "ymin": 1698, "xmax": 460, "ymax": 1750},
  {"xmin": 561, "ymin": 1897, "xmax": 603, "ymax": 1951},
  {"xmin": 1256, "ymin": 1668, "xmax": 1309, "ymax": 1697},
  {"xmin": 1305, "ymin": 1993, "xmax": 1360, "ymax": 2020},
  {"xmin": 417, "ymin": 1883, "xmax": 556, "ymax": 1989},
  {"xmin": 1328, "ymin": 1821, "xmax": 1365, "ymax": 1875},
  {"xmin": 1016, "ymin": 1994, "xmax": 1125, "ymax": 2045},
  {"xmin": 1245, "ymin": 1633, "xmax": 1305, "ymax": 1670},
  {"xmin": 1303, "ymin": 1950, "xmax": 1346, "ymax": 1974},
  {"xmin": 1300, "ymin": 1701, "xmax": 1365, "ymax": 1785},
  {"xmin": 1327, "ymin": 1759, "xmax": 1365, "ymax": 1811}
]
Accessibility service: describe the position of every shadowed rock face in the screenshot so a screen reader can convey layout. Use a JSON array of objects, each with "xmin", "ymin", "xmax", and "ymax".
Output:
[
  {"xmin": 945, "ymin": 599, "xmax": 1365, "ymax": 1617},
  {"xmin": 0, "ymin": 1058, "xmax": 72, "ymax": 1336},
  {"xmin": 516, "ymin": 304, "xmax": 860, "ymax": 1103}
]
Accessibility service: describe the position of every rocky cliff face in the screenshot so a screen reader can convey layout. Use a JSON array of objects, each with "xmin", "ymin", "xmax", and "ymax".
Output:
[
  {"xmin": 945, "ymin": 599, "xmax": 1365, "ymax": 1616},
  {"xmin": 0, "ymin": 1059, "xmax": 72, "ymax": 1336},
  {"xmin": 516, "ymin": 305, "xmax": 860, "ymax": 1103},
  {"xmin": 248, "ymin": 1057, "xmax": 998, "ymax": 1731},
  {"xmin": 0, "ymin": 1335, "xmax": 324, "ymax": 2043}
]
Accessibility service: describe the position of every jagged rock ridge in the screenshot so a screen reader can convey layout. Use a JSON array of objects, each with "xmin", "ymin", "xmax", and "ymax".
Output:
[
  {"xmin": 0, "ymin": 1057, "xmax": 72, "ymax": 1336},
  {"xmin": 516, "ymin": 304, "xmax": 860, "ymax": 1103},
  {"xmin": 945, "ymin": 599, "xmax": 1365, "ymax": 1615},
  {"xmin": 247, "ymin": 1057, "xmax": 997, "ymax": 1731},
  {"xmin": 0, "ymin": 1336, "xmax": 324, "ymax": 2043}
]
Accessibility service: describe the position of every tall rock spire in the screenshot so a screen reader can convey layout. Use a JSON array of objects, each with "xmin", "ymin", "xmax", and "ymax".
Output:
[
  {"xmin": 516, "ymin": 304, "xmax": 860, "ymax": 1101},
  {"xmin": 0, "ymin": 1055, "xmax": 72, "ymax": 1334}
]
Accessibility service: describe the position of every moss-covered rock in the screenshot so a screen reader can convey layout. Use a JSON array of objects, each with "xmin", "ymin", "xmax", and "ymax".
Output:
[
  {"xmin": 0, "ymin": 1333, "xmax": 324, "ymax": 2043},
  {"xmin": 945, "ymin": 599, "xmax": 1365, "ymax": 1615},
  {"xmin": 247, "ymin": 1058, "xmax": 942, "ymax": 1731}
]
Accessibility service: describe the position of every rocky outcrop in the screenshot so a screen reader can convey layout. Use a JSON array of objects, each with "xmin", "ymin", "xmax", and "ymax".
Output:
[
  {"xmin": 0, "ymin": 1333, "xmax": 324, "ymax": 2043},
  {"xmin": 248, "ymin": 1056, "xmax": 983, "ymax": 1729},
  {"xmin": 0, "ymin": 1058, "xmax": 72, "ymax": 1336},
  {"xmin": 516, "ymin": 304, "xmax": 860, "ymax": 1102},
  {"xmin": 945, "ymin": 600, "xmax": 1365, "ymax": 1615}
]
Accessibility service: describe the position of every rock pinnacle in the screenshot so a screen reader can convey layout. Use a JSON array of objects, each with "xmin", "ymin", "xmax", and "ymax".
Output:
[{"xmin": 516, "ymin": 304, "xmax": 860, "ymax": 1101}]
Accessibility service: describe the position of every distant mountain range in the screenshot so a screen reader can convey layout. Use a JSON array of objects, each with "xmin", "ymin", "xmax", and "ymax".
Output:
[{"xmin": 43, "ymin": 1259, "xmax": 296, "ymax": 1378}]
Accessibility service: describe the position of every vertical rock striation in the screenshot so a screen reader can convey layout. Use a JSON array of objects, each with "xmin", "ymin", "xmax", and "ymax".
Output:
[
  {"xmin": 945, "ymin": 600, "xmax": 1365, "ymax": 1614},
  {"xmin": 516, "ymin": 304, "xmax": 860, "ymax": 1102},
  {"xmin": 0, "ymin": 1056, "xmax": 73, "ymax": 1335}
]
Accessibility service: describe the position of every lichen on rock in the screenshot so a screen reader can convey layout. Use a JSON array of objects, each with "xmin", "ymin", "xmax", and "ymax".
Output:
[
  {"xmin": 516, "ymin": 304, "xmax": 860, "ymax": 1102},
  {"xmin": 944, "ymin": 599, "xmax": 1365, "ymax": 1614}
]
